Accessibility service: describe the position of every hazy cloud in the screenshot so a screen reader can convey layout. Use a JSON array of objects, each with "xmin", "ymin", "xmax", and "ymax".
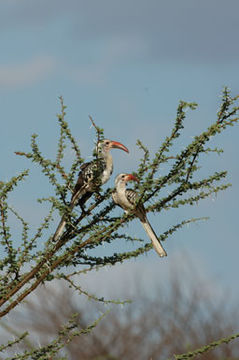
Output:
[
  {"xmin": 68, "ymin": 35, "xmax": 145, "ymax": 85},
  {"xmin": 1, "ymin": 0, "xmax": 238, "ymax": 64},
  {"xmin": 70, "ymin": 0, "xmax": 239, "ymax": 64},
  {"xmin": 0, "ymin": 56, "xmax": 56, "ymax": 88}
]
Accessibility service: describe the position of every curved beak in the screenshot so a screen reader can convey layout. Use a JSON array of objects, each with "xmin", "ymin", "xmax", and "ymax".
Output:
[
  {"xmin": 125, "ymin": 174, "xmax": 139, "ymax": 183},
  {"xmin": 110, "ymin": 140, "xmax": 129, "ymax": 153}
]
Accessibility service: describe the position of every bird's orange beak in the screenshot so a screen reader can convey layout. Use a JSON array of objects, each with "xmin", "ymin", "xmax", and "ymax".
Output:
[
  {"xmin": 110, "ymin": 141, "xmax": 129, "ymax": 153},
  {"xmin": 126, "ymin": 174, "xmax": 139, "ymax": 183}
]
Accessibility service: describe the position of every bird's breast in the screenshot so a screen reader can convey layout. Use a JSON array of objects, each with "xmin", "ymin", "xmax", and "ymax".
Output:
[{"xmin": 101, "ymin": 162, "xmax": 113, "ymax": 185}]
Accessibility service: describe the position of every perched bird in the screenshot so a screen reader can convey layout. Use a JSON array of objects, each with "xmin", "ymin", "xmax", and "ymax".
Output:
[
  {"xmin": 72, "ymin": 139, "xmax": 129, "ymax": 207},
  {"xmin": 53, "ymin": 139, "xmax": 129, "ymax": 242},
  {"xmin": 112, "ymin": 173, "xmax": 167, "ymax": 257}
]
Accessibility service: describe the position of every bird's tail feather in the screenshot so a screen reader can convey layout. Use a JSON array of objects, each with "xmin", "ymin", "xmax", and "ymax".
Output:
[
  {"xmin": 52, "ymin": 188, "xmax": 86, "ymax": 243},
  {"xmin": 71, "ymin": 185, "xmax": 88, "ymax": 207},
  {"xmin": 141, "ymin": 219, "xmax": 167, "ymax": 257},
  {"xmin": 52, "ymin": 217, "xmax": 66, "ymax": 242}
]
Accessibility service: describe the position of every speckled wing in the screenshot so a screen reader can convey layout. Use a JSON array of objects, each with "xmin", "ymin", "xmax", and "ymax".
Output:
[
  {"xmin": 125, "ymin": 189, "xmax": 146, "ymax": 221},
  {"xmin": 125, "ymin": 189, "xmax": 138, "ymax": 205},
  {"xmin": 73, "ymin": 159, "xmax": 106, "ymax": 195}
]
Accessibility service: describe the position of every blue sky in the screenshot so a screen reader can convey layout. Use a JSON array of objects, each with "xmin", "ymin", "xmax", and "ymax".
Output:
[{"xmin": 1, "ymin": 1, "xmax": 239, "ymax": 300}]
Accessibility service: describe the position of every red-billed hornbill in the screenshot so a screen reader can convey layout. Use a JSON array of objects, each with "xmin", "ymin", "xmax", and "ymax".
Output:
[
  {"xmin": 112, "ymin": 173, "xmax": 167, "ymax": 257},
  {"xmin": 53, "ymin": 139, "xmax": 129, "ymax": 242}
]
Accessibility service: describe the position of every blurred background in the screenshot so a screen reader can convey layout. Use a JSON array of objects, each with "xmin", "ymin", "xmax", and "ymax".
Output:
[
  {"xmin": 1, "ymin": 258, "xmax": 239, "ymax": 359},
  {"xmin": 1, "ymin": 1, "xmax": 239, "ymax": 357}
]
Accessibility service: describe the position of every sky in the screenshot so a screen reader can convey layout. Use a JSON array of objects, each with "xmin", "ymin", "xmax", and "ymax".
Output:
[{"xmin": 1, "ymin": 1, "xmax": 239, "ymax": 302}]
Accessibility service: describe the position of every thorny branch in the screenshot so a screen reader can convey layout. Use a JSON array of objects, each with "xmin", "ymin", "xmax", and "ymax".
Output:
[{"xmin": 0, "ymin": 88, "xmax": 239, "ymax": 357}]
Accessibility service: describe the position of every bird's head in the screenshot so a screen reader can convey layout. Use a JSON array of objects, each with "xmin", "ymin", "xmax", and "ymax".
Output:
[
  {"xmin": 115, "ymin": 173, "xmax": 139, "ymax": 186},
  {"xmin": 96, "ymin": 139, "xmax": 129, "ymax": 155}
]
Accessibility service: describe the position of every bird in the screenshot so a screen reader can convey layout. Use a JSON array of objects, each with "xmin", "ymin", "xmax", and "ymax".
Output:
[
  {"xmin": 112, "ymin": 173, "xmax": 167, "ymax": 257},
  {"xmin": 53, "ymin": 139, "xmax": 129, "ymax": 242}
]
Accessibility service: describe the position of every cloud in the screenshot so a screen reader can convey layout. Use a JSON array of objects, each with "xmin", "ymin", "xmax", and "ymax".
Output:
[
  {"xmin": 1, "ymin": 0, "xmax": 239, "ymax": 66},
  {"xmin": 0, "ymin": 1, "xmax": 63, "ymax": 30},
  {"xmin": 0, "ymin": 56, "xmax": 56, "ymax": 89},
  {"xmin": 80, "ymin": 0, "xmax": 239, "ymax": 64},
  {"xmin": 68, "ymin": 35, "xmax": 145, "ymax": 85}
]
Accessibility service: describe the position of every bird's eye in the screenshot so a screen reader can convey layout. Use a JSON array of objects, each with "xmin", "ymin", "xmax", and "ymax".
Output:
[
  {"xmin": 121, "ymin": 175, "xmax": 125, "ymax": 179},
  {"xmin": 105, "ymin": 141, "xmax": 110, "ymax": 145}
]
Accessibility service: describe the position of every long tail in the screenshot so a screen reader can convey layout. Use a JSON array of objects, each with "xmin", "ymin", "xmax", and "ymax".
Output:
[
  {"xmin": 52, "ymin": 216, "xmax": 67, "ymax": 242},
  {"xmin": 52, "ymin": 186, "xmax": 88, "ymax": 243},
  {"xmin": 140, "ymin": 218, "xmax": 167, "ymax": 257},
  {"xmin": 52, "ymin": 201, "xmax": 74, "ymax": 243}
]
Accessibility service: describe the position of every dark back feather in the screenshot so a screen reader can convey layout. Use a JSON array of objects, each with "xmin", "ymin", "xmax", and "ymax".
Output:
[{"xmin": 74, "ymin": 159, "xmax": 106, "ymax": 194}]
